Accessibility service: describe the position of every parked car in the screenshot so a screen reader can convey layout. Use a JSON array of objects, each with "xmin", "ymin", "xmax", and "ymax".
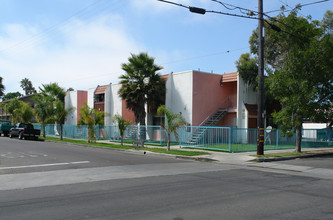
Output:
[
  {"xmin": 0, "ymin": 120, "xmax": 13, "ymax": 137},
  {"xmin": 9, "ymin": 123, "xmax": 41, "ymax": 140}
]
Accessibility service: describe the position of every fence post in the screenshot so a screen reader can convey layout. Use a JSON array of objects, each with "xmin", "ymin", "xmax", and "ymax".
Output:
[
  {"xmin": 160, "ymin": 126, "xmax": 162, "ymax": 146},
  {"xmin": 228, "ymin": 127, "xmax": 231, "ymax": 152},
  {"xmin": 179, "ymin": 126, "xmax": 182, "ymax": 146},
  {"xmin": 276, "ymin": 129, "xmax": 279, "ymax": 150}
]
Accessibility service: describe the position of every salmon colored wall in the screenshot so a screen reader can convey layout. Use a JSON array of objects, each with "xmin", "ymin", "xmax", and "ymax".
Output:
[
  {"xmin": 192, "ymin": 71, "xmax": 237, "ymax": 126},
  {"xmin": 216, "ymin": 112, "xmax": 236, "ymax": 127},
  {"xmin": 122, "ymin": 100, "xmax": 136, "ymax": 124},
  {"xmin": 77, "ymin": 91, "xmax": 88, "ymax": 122}
]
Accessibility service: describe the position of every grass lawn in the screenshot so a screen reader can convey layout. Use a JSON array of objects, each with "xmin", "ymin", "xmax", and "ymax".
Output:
[
  {"xmin": 182, "ymin": 144, "xmax": 296, "ymax": 152},
  {"xmin": 44, "ymin": 137, "xmax": 209, "ymax": 157},
  {"xmin": 110, "ymin": 139, "xmax": 178, "ymax": 146}
]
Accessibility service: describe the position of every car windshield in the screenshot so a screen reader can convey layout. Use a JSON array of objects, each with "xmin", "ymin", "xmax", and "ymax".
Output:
[{"xmin": 22, "ymin": 124, "xmax": 33, "ymax": 129}]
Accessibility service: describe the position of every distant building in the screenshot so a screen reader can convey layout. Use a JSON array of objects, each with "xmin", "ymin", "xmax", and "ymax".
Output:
[{"xmin": 0, "ymin": 94, "xmax": 36, "ymax": 121}]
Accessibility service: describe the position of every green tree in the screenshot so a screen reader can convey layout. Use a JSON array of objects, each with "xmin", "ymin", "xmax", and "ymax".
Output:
[
  {"xmin": 13, "ymin": 102, "xmax": 34, "ymax": 123},
  {"xmin": 21, "ymin": 78, "xmax": 37, "ymax": 95},
  {"xmin": 6, "ymin": 98, "xmax": 21, "ymax": 124},
  {"xmin": 40, "ymin": 83, "xmax": 66, "ymax": 102},
  {"xmin": 249, "ymin": 9, "xmax": 333, "ymax": 152},
  {"xmin": 235, "ymin": 53, "xmax": 258, "ymax": 88},
  {"xmin": 2, "ymin": 92, "xmax": 22, "ymax": 101},
  {"xmin": 118, "ymin": 52, "xmax": 165, "ymax": 147},
  {"xmin": 78, "ymin": 103, "xmax": 105, "ymax": 143},
  {"xmin": 157, "ymin": 105, "xmax": 187, "ymax": 151},
  {"xmin": 34, "ymin": 93, "xmax": 54, "ymax": 138},
  {"xmin": 20, "ymin": 78, "xmax": 36, "ymax": 96},
  {"xmin": 54, "ymin": 99, "xmax": 73, "ymax": 140},
  {"xmin": 112, "ymin": 114, "xmax": 132, "ymax": 146},
  {"xmin": 35, "ymin": 83, "xmax": 67, "ymax": 138},
  {"xmin": 0, "ymin": 77, "xmax": 5, "ymax": 98}
]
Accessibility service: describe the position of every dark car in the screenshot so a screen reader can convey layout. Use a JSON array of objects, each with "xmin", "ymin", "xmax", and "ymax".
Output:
[
  {"xmin": 0, "ymin": 120, "xmax": 13, "ymax": 137},
  {"xmin": 9, "ymin": 123, "xmax": 41, "ymax": 140}
]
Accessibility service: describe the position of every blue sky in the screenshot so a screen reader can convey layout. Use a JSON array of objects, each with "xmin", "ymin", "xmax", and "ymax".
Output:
[{"xmin": 0, "ymin": 0, "xmax": 331, "ymax": 95}]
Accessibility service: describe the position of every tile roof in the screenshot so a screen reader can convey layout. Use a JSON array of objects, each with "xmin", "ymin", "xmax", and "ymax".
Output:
[
  {"xmin": 95, "ymin": 85, "xmax": 109, "ymax": 94},
  {"xmin": 221, "ymin": 72, "xmax": 237, "ymax": 83}
]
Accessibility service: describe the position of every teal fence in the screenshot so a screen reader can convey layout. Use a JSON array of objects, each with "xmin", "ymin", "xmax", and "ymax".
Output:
[
  {"xmin": 33, "ymin": 124, "xmax": 168, "ymax": 146},
  {"xmin": 33, "ymin": 123, "xmax": 332, "ymax": 152},
  {"xmin": 179, "ymin": 126, "xmax": 332, "ymax": 152}
]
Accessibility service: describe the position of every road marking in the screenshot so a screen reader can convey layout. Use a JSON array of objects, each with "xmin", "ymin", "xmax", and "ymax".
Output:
[
  {"xmin": 0, "ymin": 152, "xmax": 48, "ymax": 159},
  {"xmin": 0, "ymin": 162, "xmax": 234, "ymax": 191},
  {"xmin": 0, "ymin": 161, "xmax": 90, "ymax": 170}
]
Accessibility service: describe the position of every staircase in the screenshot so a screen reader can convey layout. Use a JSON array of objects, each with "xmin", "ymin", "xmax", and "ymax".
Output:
[
  {"xmin": 201, "ymin": 109, "xmax": 227, "ymax": 127},
  {"xmin": 186, "ymin": 109, "xmax": 227, "ymax": 145},
  {"xmin": 186, "ymin": 96, "xmax": 236, "ymax": 145}
]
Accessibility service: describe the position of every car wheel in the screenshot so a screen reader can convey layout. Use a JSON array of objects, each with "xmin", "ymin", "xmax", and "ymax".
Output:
[
  {"xmin": 9, "ymin": 133, "xmax": 13, "ymax": 138},
  {"xmin": 19, "ymin": 133, "xmax": 23, "ymax": 140}
]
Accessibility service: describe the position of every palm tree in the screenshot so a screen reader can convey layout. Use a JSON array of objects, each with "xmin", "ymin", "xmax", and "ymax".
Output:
[
  {"xmin": 54, "ymin": 99, "xmax": 73, "ymax": 140},
  {"xmin": 34, "ymin": 93, "xmax": 54, "ymax": 138},
  {"xmin": 37, "ymin": 83, "xmax": 68, "ymax": 138},
  {"xmin": 40, "ymin": 83, "xmax": 66, "ymax": 102},
  {"xmin": 0, "ymin": 76, "xmax": 5, "ymax": 98},
  {"xmin": 118, "ymin": 52, "xmax": 165, "ymax": 146},
  {"xmin": 157, "ymin": 105, "xmax": 187, "ymax": 151},
  {"xmin": 20, "ymin": 78, "xmax": 36, "ymax": 95},
  {"xmin": 78, "ymin": 103, "xmax": 105, "ymax": 143},
  {"xmin": 113, "ymin": 114, "xmax": 132, "ymax": 146}
]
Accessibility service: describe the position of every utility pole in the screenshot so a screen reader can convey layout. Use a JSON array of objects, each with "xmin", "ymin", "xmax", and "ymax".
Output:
[{"xmin": 257, "ymin": 0, "xmax": 264, "ymax": 155}]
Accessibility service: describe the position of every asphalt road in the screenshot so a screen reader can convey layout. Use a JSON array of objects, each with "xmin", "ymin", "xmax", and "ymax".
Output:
[
  {"xmin": 0, "ymin": 137, "xmax": 181, "ymax": 174},
  {"xmin": 0, "ymin": 137, "xmax": 333, "ymax": 220}
]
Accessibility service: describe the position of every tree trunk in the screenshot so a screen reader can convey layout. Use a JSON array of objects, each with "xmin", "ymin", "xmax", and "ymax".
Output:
[
  {"xmin": 296, "ymin": 124, "xmax": 302, "ymax": 153},
  {"xmin": 43, "ymin": 123, "xmax": 46, "ymax": 138},
  {"xmin": 121, "ymin": 136, "xmax": 123, "ymax": 147},
  {"xmin": 139, "ymin": 114, "xmax": 146, "ymax": 148},
  {"xmin": 60, "ymin": 124, "xmax": 63, "ymax": 140},
  {"xmin": 167, "ymin": 133, "xmax": 171, "ymax": 151},
  {"xmin": 88, "ymin": 127, "xmax": 91, "ymax": 143}
]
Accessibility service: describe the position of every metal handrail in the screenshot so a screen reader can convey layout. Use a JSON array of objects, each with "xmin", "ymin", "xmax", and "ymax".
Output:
[{"xmin": 199, "ymin": 95, "xmax": 236, "ymax": 126}]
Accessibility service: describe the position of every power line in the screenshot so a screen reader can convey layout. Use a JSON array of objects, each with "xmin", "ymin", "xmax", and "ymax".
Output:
[
  {"xmin": 265, "ymin": 0, "xmax": 330, "ymax": 14},
  {"xmin": 211, "ymin": 0, "xmax": 258, "ymax": 16},
  {"xmin": 157, "ymin": 0, "xmax": 258, "ymax": 20}
]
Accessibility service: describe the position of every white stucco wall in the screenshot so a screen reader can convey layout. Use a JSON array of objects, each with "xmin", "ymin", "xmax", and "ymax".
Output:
[
  {"xmin": 104, "ymin": 84, "xmax": 112, "ymax": 126},
  {"xmin": 110, "ymin": 83, "xmax": 123, "ymax": 124},
  {"xmin": 236, "ymin": 74, "xmax": 257, "ymax": 129},
  {"xmin": 166, "ymin": 71, "xmax": 193, "ymax": 125},
  {"xmin": 237, "ymin": 75, "xmax": 246, "ymax": 129},
  {"xmin": 87, "ymin": 88, "xmax": 95, "ymax": 109},
  {"xmin": 64, "ymin": 91, "xmax": 78, "ymax": 125}
]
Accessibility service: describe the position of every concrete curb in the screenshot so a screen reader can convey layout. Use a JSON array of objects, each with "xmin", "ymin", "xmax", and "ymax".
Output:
[
  {"xmin": 253, "ymin": 152, "xmax": 333, "ymax": 162},
  {"xmin": 175, "ymin": 156, "xmax": 218, "ymax": 162}
]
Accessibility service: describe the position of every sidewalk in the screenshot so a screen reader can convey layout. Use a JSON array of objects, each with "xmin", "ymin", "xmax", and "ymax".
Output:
[{"xmin": 172, "ymin": 146, "xmax": 333, "ymax": 165}]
